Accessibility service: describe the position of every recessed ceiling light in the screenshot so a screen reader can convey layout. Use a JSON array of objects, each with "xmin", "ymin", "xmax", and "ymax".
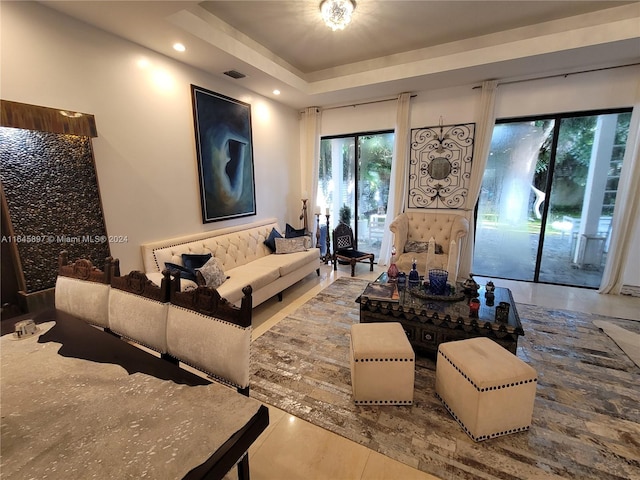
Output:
[
  {"xmin": 273, "ymin": 89, "xmax": 281, "ymax": 95},
  {"xmin": 173, "ymin": 43, "xmax": 186, "ymax": 52}
]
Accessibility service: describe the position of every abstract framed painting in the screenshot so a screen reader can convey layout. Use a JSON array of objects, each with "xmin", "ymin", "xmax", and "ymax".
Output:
[{"xmin": 191, "ymin": 85, "xmax": 256, "ymax": 223}]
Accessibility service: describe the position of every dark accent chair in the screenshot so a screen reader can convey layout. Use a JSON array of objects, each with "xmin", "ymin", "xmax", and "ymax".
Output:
[{"xmin": 332, "ymin": 222, "xmax": 374, "ymax": 277}]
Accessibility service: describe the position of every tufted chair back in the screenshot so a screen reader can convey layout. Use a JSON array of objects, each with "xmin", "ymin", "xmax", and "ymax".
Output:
[{"xmin": 389, "ymin": 212, "xmax": 469, "ymax": 280}]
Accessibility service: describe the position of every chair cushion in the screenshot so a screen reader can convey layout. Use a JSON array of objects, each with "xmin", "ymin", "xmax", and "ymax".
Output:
[
  {"xmin": 336, "ymin": 249, "xmax": 373, "ymax": 260},
  {"xmin": 215, "ymin": 264, "xmax": 280, "ymax": 304},
  {"xmin": 259, "ymin": 249, "xmax": 319, "ymax": 277}
]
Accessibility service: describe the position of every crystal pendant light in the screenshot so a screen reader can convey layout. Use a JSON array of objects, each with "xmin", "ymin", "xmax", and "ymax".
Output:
[{"xmin": 320, "ymin": 0, "xmax": 356, "ymax": 31}]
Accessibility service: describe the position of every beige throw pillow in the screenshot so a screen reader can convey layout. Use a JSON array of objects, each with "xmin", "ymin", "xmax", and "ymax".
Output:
[
  {"xmin": 275, "ymin": 237, "xmax": 307, "ymax": 254},
  {"xmin": 197, "ymin": 257, "xmax": 227, "ymax": 289}
]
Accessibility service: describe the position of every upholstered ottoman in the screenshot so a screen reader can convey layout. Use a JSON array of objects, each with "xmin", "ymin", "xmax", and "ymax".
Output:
[
  {"xmin": 350, "ymin": 322, "xmax": 414, "ymax": 405},
  {"xmin": 435, "ymin": 337, "xmax": 537, "ymax": 441}
]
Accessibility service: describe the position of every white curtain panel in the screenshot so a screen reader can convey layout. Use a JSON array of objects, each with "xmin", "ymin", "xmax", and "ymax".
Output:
[
  {"xmin": 599, "ymin": 81, "xmax": 640, "ymax": 294},
  {"xmin": 379, "ymin": 92, "xmax": 412, "ymax": 266},
  {"xmin": 459, "ymin": 80, "xmax": 499, "ymax": 279},
  {"xmin": 302, "ymin": 106, "xmax": 322, "ymax": 237}
]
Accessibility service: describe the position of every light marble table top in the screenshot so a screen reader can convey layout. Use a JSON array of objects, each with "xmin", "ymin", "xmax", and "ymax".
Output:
[{"xmin": 1, "ymin": 319, "xmax": 267, "ymax": 479}]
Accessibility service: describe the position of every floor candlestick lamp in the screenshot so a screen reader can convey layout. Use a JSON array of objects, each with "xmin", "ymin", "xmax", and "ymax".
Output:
[
  {"xmin": 315, "ymin": 207, "xmax": 321, "ymax": 249},
  {"xmin": 324, "ymin": 209, "xmax": 331, "ymax": 264},
  {"xmin": 300, "ymin": 191, "xmax": 308, "ymax": 233}
]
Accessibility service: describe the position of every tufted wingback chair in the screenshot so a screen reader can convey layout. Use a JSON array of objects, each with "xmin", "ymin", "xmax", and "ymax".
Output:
[{"xmin": 389, "ymin": 212, "xmax": 469, "ymax": 280}]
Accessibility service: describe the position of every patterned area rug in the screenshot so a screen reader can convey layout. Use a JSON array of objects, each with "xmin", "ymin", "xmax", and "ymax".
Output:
[
  {"xmin": 593, "ymin": 320, "xmax": 640, "ymax": 368},
  {"xmin": 250, "ymin": 278, "xmax": 640, "ymax": 480}
]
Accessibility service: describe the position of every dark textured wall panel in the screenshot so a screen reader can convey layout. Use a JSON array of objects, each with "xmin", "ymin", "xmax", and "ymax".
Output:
[{"xmin": 0, "ymin": 127, "xmax": 109, "ymax": 293}]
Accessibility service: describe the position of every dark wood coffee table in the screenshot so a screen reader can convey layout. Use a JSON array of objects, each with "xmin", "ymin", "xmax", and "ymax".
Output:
[{"xmin": 357, "ymin": 273, "xmax": 524, "ymax": 356}]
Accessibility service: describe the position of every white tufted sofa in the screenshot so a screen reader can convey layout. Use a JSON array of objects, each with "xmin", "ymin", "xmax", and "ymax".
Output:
[
  {"xmin": 141, "ymin": 218, "xmax": 320, "ymax": 308},
  {"xmin": 389, "ymin": 212, "xmax": 469, "ymax": 281}
]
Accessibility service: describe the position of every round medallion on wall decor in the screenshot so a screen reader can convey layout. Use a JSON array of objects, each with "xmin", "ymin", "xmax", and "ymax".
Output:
[{"xmin": 428, "ymin": 157, "xmax": 452, "ymax": 180}]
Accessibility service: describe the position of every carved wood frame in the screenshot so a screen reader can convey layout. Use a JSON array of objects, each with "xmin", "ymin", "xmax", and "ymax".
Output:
[
  {"xmin": 169, "ymin": 275, "xmax": 252, "ymax": 329},
  {"xmin": 58, "ymin": 250, "xmax": 119, "ymax": 284}
]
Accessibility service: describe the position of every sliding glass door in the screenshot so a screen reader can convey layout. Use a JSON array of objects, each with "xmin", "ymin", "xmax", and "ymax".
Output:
[
  {"xmin": 317, "ymin": 131, "xmax": 394, "ymax": 259},
  {"xmin": 473, "ymin": 109, "xmax": 631, "ymax": 288}
]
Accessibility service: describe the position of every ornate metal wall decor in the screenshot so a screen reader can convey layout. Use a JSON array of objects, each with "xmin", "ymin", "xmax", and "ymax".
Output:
[{"xmin": 408, "ymin": 123, "xmax": 475, "ymax": 209}]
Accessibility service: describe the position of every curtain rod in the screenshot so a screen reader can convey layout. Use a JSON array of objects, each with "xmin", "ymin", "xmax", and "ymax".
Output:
[
  {"xmin": 312, "ymin": 94, "xmax": 417, "ymax": 112},
  {"xmin": 472, "ymin": 62, "xmax": 640, "ymax": 90}
]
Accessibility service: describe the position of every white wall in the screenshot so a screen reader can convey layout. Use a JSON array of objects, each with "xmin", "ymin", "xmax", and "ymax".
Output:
[
  {"xmin": 1, "ymin": 1, "xmax": 300, "ymax": 272},
  {"xmin": 318, "ymin": 68, "xmax": 640, "ymax": 288},
  {"xmin": 3, "ymin": 1, "xmax": 638, "ymax": 288}
]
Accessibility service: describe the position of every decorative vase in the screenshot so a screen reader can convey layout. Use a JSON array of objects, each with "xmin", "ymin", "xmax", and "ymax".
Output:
[
  {"xmin": 408, "ymin": 258, "xmax": 420, "ymax": 289},
  {"xmin": 428, "ymin": 269, "xmax": 448, "ymax": 295},
  {"xmin": 387, "ymin": 246, "xmax": 399, "ymax": 281}
]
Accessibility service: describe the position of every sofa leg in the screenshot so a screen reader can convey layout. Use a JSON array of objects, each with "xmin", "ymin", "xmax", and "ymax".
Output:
[
  {"xmin": 316, "ymin": 268, "xmax": 320, "ymax": 276},
  {"xmin": 350, "ymin": 260, "xmax": 356, "ymax": 277},
  {"xmin": 370, "ymin": 256, "xmax": 374, "ymax": 272},
  {"xmin": 277, "ymin": 292, "xmax": 283, "ymax": 302}
]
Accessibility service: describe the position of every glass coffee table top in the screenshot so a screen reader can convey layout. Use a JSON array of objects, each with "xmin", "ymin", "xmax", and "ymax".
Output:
[{"xmin": 368, "ymin": 272, "xmax": 523, "ymax": 333}]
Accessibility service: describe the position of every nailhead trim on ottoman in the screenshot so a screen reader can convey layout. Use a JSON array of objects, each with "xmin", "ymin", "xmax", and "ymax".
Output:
[
  {"xmin": 350, "ymin": 322, "xmax": 415, "ymax": 405},
  {"xmin": 435, "ymin": 337, "xmax": 537, "ymax": 441}
]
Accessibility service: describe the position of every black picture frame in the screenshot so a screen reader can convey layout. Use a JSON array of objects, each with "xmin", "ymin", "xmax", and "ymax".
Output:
[{"xmin": 191, "ymin": 84, "xmax": 256, "ymax": 223}]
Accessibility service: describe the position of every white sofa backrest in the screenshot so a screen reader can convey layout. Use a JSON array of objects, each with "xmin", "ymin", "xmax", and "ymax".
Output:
[{"xmin": 141, "ymin": 217, "xmax": 279, "ymax": 273}]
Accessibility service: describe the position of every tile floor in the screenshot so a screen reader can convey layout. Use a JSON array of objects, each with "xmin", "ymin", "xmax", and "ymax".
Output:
[{"xmin": 235, "ymin": 263, "xmax": 640, "ymax": 480}]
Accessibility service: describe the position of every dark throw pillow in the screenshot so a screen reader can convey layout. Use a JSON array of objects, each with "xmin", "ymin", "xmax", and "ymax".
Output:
[
  {"xmin": 264, "ymin": 227, "xmax": 283, "ymax": 252},
  {"xmin": 182, "ymin": 253, "xmax": 212, "ymax": 271},
  {"xmin": 165, "ymin": 262, "xmax": 198, "ymax": 282},
  {"xmin": 285, "ymin": 223, "xmax": 306, "ymax": 238}
]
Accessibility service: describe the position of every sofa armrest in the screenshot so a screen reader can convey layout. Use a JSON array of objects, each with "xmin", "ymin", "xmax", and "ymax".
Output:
[
  {"xmin": 389, "ymin": 213, "xmax": 409, "ymax": 254},
  {"xmin": 450, "ymin": 216, "xmax": 470, "ymax": 242}
]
